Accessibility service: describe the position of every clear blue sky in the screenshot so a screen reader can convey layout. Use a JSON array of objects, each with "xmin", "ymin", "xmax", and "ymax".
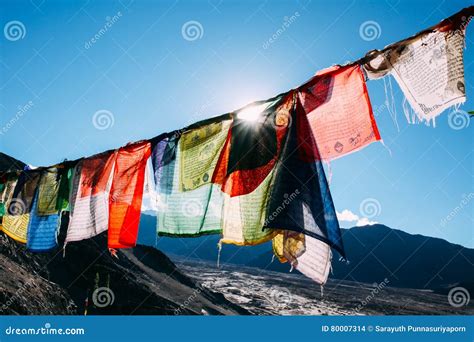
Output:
[{"xmin": 0, "ymin": 0, "xmax": 472, "ymax": 247}]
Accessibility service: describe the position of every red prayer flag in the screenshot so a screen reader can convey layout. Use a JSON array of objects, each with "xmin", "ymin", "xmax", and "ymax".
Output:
[
  {"xmin": 298, "ymin": 64, "xmax": 381, "ymax": 161},
  {"xmin": 79, "ymin": 153, "xmax": 115, "ymax": 197},
  {"xmin": 212, "ymin": 94, "xmax": 292, "ymax": 197},
  {"xmin": 108, "ymin": 141, "xmax": 151, "ymax": 248}
]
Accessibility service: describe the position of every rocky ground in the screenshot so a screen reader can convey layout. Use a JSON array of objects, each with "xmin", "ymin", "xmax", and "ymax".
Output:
[
  {"xmin": 0, "ymin": 225, "xmax": 248, "ymax": 315},
  {"xmin": 2, "ymin": 222, "xmax": 472, "ymax": 316},
  {"xmin": 176, "ymin": 259, "xmax": 474, "ymax": 315}
]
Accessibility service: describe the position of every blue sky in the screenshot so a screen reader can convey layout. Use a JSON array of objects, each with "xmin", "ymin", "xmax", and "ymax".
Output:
[{"xmin": 0, "ymin": 0, "xmax": 472, "ymax": 247}]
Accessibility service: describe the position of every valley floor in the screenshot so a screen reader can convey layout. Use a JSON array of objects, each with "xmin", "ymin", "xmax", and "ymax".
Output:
[{"xmin": 177, "ymin": 259, "xmax": 474, "ymax": 316}]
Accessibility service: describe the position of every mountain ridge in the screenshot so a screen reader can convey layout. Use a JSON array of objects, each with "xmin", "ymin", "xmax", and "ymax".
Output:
[{"xmin": 136, "ymin": 216, "xmax": 473, "ymax": 291}]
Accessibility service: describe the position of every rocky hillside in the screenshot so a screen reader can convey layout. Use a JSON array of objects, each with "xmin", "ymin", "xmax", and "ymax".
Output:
[
  {"xmin": 0, "ymin": 152, "xmax": 25, "ymax": 172},
  {"xmin": 0, "ymin": 214, "xmax": 248, "ymax": 315}
]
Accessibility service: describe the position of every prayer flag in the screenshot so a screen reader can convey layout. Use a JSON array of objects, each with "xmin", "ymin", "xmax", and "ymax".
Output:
[
  {"xmin": 221, "ymin": 170, "xmax": 277, "ymax": 245},
  {"xmin": 273, "ymin": 231, "xmax": 331, "ymax": 285},
  {"xmin": 108, "ymin": 141, "xmax": 151, "ymax": 248},
  {"xmin": 27, "ymin": 190, "xmax": 60, "ymax": 252},
  {"xmin": 265, "ymin": 97, "xmax": 345, "ymax": 257},
  {"xmin": 9, "ymin": 170, "xmax": 41, "ymax": 215},
  {"xmin": 298, "ymin": 65, "xmax": 380, "ymax": 160},
  {"xmin": 56, "ymin": 161, "xmax": 77, "ymax": 212},
  {"xmin": 219, "ymin": 95, "xmax": 293, "ymax": 245},
  {"xmin": 272, "ymin": 230, "xmax": 306, "ymax": 264},
  {"xmin": 66, "ymin": 151, "xmax": 115, "ymax": 243},
  {"xmin": 1, "ymin": 172, "xmax": 36, "ymax": 243},
  {"xmin": 0, "ymin": 174, "xmax": 8, "ymax": 217},
  {"xmin": 180, "ymin": 121, "xmax": 229, "ymax": 191},
  {"xmin": 154, "ymin": 121, "xmax": 230, "ymax": 237},
  {"xmin": 37, "ymin": 169, "xmax": 60, "ymax": 215},
  {"xmin": 363, "ymin": 12, "xmax": 472, "ymax": 123},
  {"xmin": 212, "ymin": 96, "xmax": 289, "ymax": 197}
]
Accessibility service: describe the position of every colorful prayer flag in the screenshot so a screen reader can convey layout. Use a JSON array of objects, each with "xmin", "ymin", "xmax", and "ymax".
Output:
[
  {"xmin": 9, "ymin": 170, "xmax": 41, "ymax": 215},
  {"xmin": 264, "ymin": 97, "xmax": 345, "ymax": 257},
  {"xmin": 108, "ymin": 141, "xmax": 151, "ymax": 248},
  {"xmin": 37, "ymin": 169, "xmax": 60, "ymax": 215},
  {"xmin": 150, "ymin": 134, "xmax": 171, "ymax": 191},
  {"xmin": 0, "ymin": 174, "xmax": 8, "ymax": 217},
  {"xmin": 27, "ymin": 190, "xmax": 60, "ymax": 252},
  {"xmin": 221, "ymin": 170, "xmax": 277, "ymax": 245},
  {"xmin": 272, "ymin": 230, "xmax": 306, "ymax": 264},
  {"xmin": 154, "ymin": 122, "xmax": 230, "ymax": 237},
  {"xmin": 213, "ymin": 96, "xmax": 290, "ymax": 197},
  {"xmin": 298, "ymin": 65, "xmax": 381, "ymax": 160},
  {"xmin": 272, "ymin": 231, "xmax": 332, "ymax": 285},
  {"xmin": 66, "ymin": 151, "xmax": 115, "ymax": 243},
  {"xmin": 2, "ymin": 214, "xmax": 30, "ymax": 243},
  {"xmin": 363, "ymin": 12, "xmax": 472, "ymax": 123},
  {"xmin": 56, "ymin": 161, "xmax": 77, "ymax": 212},
  {"xmin": 1, "ymin": 173, "xmax": 30, "ymax": 243},
  {"xmin": 218, "ymin": 95, "xmax": 293, "ymax": 245},
  {"xmin": 180, "ymin": 121, "xmax": 229, "ymax": 191}
]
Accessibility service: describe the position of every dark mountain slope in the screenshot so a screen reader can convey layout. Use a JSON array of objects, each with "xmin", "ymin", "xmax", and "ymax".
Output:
[
  {"xmin": 0, "ymin": 216, "xmax": 248, "ymax": 315},
  {"xmin": 330, "ymin": 225, "xmax": 474, "ymax": 290}
]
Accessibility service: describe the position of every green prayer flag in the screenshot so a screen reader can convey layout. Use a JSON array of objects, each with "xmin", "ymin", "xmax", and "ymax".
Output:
[
  {"xmin": 56, "ymin": 166, "xmax": 73, "ymax": 211},
  {"xmin": 157, "ymin": 121, "xmax": 231, "ymax": 237},
  {"xmin": 0, "ymin": 181, "xmax": 6, "ymax": 217},
  {"xmin": 179, "ymin": 121, "xmax": 230, "ymax": 191},
  {"xmin": 37, "ymin": 169, "xmax": 60, "ymax": 215}
]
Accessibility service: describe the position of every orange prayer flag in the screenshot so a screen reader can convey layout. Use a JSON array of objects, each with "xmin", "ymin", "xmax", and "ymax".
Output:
[{"xmin": 108, "ymin": 141, "xmax": 151, "ymax": 248}]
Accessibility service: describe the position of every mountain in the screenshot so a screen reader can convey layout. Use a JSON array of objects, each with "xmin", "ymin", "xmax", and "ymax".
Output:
[
  {"xmin": 329, "ymin": 225, "xmax": 474, "ymax": 290},
  {"xmin": 0, "ymin": 152, "xmax": 26, "ymax": 172},
  {"xmin": 249, "ymin": 225, "xmax": 474, "ymax": 291},
  {"xmin": 138, "ymin": 216, "xmax": 474, "ymax": 291},
  {"xmin": 0, "ymin": 214, "xmax": 248, "ymax": 315}
]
